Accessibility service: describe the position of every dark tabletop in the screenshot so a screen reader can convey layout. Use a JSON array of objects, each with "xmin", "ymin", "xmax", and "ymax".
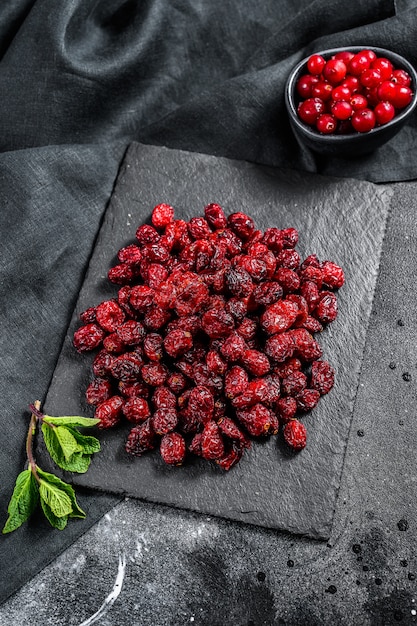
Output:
[{"xmin": 1, "ymin": 1, "xmax": 417, "ymax": 625}]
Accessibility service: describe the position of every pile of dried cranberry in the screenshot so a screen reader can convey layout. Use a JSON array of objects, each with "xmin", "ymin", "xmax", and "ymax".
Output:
[
  {"xmin": 296, "ymin": 49, "xmax": 413, "ymax": 134},
  {"xmin": 73, "ymin": 203, "xmax": 344, "ymax": 470}
]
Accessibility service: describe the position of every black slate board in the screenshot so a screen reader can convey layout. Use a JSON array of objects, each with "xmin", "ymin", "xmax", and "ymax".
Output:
[{"xmin": 41, "ymin": 143, "xmax": 391, "ymax": 540}]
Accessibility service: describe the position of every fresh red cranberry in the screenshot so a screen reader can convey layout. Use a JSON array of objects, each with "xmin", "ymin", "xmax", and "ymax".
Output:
[
  {"xmin": 323, "ymin": 58, "xmax": 347, "ymax": 85},
  {"xmin": 392, "ymin": 68, "xmax": 412, "ymax": 87},
  {"xmin": 331, "ymin": 100, "xmax": 352, "ymax": 121},
  {"xmin": 371, "ymin": 57, "xmax": 393, "ymax": 81},
  {"xmin": 374, "ymin": 100, "xmax": 395, "ymax": 125},
  {"xmin": 296, "ymin": 74, "xmax": 319, "ymax": 99},
  {"xmin": 307, "ymin": 54, "xmax": 325, "ymax": 75},
  {"xmin": 351, "ymin": 108, "xmax": 376, "ymax": 132},
  {"xmin": 312, "ymin": 81, "xmax": 333, "ymax": 101},
  {"xmin": 297, "ymin": 97, "xmax": 326, "ymax": 125},
  {"xmin": 316, "ymin": 113, "xmax": 337, "ymax": 134},
  {"xmin": 390, "ymin": 85, "xmax": 413, "ymax": 108},
  {"xmin": 350, "ymin": 93, "xmax": 368, "ymax": 111}
]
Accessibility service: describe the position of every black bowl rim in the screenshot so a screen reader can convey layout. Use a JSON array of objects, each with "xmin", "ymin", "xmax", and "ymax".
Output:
[{"xmin": 285, "ymin": 45, "xmax": 417, "ymax": 145}]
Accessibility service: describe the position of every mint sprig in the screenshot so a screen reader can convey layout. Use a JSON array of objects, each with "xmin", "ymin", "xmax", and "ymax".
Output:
[{"xmin": 2, "ymin": 401, "xmax": 100, "ymax": 534}]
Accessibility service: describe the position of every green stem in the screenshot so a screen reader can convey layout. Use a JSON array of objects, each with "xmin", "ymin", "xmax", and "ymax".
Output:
[{"xmin": 27, "ymin": 401, "xmax": 41, "ymax": 483}]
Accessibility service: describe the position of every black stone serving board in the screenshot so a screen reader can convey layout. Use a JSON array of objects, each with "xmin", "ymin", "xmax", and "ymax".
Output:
[{"xmin": 40, "ymin": 143, "xmax": 391, "ymax": 540}]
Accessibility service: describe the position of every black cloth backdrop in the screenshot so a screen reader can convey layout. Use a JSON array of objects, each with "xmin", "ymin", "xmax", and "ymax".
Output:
[{"xmin": 1, "ymin": 0, "xmax": 417, "ymax": 603}]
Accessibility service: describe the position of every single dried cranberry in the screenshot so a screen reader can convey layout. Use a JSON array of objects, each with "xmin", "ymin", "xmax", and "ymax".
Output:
[
  {"xmin": 85, "ymin": 378, "xmax": 113, "ymax": 406},
  {"xmin": 303, "ymin": 316, "xmax": 324, "ymax": 334},
  {"xmin": 300, "ymin": 280, "xmax": 321, "ymax": 312},
  {"xmin": 296, "ymin": 388, "xmax": 320, "ymax": 412},
  {"xmin": 141, "ymin": 362, "xmax": 168, "ymax": 386},
  {"xmin": 125, "ymin": 418, "xmax": 155, "ymax": 456},
  {"xmin": 143, "ymin": 305, "xmax": 171, "ymax": 331},
  {"xmin": 274, "ymin": 267, "xmax": 300, "ymax": 293},
  {"xmin": 227, "ymin": 212, "xmax": 255, "ymax": 240},
  {"xmin": 311, "ymin": 360, "xmax": 335, "ymax": 395},
  {"xmin": 136, "ymin": 223, "xmax": 160, "ymax": 245},
  {"xmin": 217, "ymin": 416, "xmax": 251, "ymax": 448},
  {"xmin": 252, "ymin": 281, "xmax": 283, "ymax": 306},
  {"xmin": 241, "ymin": 349, "xmax": 270, "ymax": 376},
  {"xmin": 224, "ymin": 365, "xmax": 249, "ymax": 399},
  {"xmin": 164, "ymin": 329, "xmax": 193, "ymax": 358},
  {"xmin": 95, "ymin": 396, "xmax": 123, "ymax": 428},
  {"xmin": 152, "ymin": 408, "xmax": 178, "ymax": 435},
  {"xmin": 103, "ymin": 332, "xmax": 125, "ymax": 354},
  {"xmin": 225, "ymin": 267, "xmax": 253, "ymax": 298},
  {"xmin": 129, "ymin": 285, "xmax": 155, "ymax": 312},
  {"xmin": 166, "ymin": 372, "xmax": 188, "ymax": 395},
  {"xmin": 122, "ymin": 397, "xmax": 151, "ymax": 423},
  {"xmin": 175, "ymin": 280, "xmax": 209, "ymax": 317},
  {"xmin": 116, "ymin": 320, "xmax": 145, "ymax": 346},
  {"xmin": 236, "ymin": 317, "xmax": 258, "ymax": 342},
  {"xmin": 232, "ymin": 378, "xmax": 271, "ymax": 409},
  {"xmin": 117, "ymin": 244, "xmax": 142, "ymax": 265},
  {"xmin": 73, "ymin": 323, "xmax": 105, "ymax": 353},
  {"xmin": 108, "ymin": 264, "xmax": 135, "ymax": 285},
  {"xmin": 290, "ymin": 328, "xmax": 323, "ymax": 361},
  {"xmin": 236, "ymin": 403, "xmax": 278, "ymax": 437},
  {"xmin": 264, "ymin": 332, "xmax": 294, "ymax": 363},
  {"xmin": 151, "ymin": 203, "xmax": 175, "ymax": 229},
  {"xmin": 159, "ymin": 431, "xmax": 186, "ymax": 465},
  {"xmin": 275, "ymin": 396, "xmax": 297, "ymax": 423},
  {"xmin": 92, "ymin": 349, "xmax": 114, "ymax": 377},
  {"xmin": 220, "ymin": 332, "xmax": 247, "ymax": 362},
  {"xmin": 321, "ymin": 260, "xmax": 345, "ymax": 289},
  {"xmin": 315, "ymin": 291, "xmax": 338, "ymax": 323},
  {"xmin": 147, "ymin": 263, "xmax": 169, "ymax": 289},
  {"xmin": 201, "ymin": 308, "xmax": 235, "ymax": 339},
  {"xmin": 201, "ymin": 421, "xmax": 225, "ymax": 460},
  {"xmin": 79, "ymin": 306, "xmax": 96, "ymax": 324},
  {"xmin": 216, "ymin": 443, "xmax": 245, "ymax": 471},
  {"xmin": 281, "ymin": 370, "xmax": 307, "ymax": 396},
  {"xmin": 204, "ymin": 203, "xmax": 227, "ymax": 230},
  {"xmin": 260, "ymin": 300, "xmax": 299, "ymax": 335},
  {"xmin": 110, "ymin": 353, "xmax": 143, "ymax": 382},
  {"xmin": 283, "ymin": 419, "xmax": 307, "ymax": 450},
  {"xmin": 189, "ymin": 432, "xmax": 203, "ymax": 456},
  {"xmin": 188, "ymin": 385, "xmax": 214, "ymax": 424}
]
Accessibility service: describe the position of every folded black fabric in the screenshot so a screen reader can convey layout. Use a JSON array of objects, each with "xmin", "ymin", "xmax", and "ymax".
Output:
[{"xmin": 0, "ymin": 0, "xmax": 416, "ymax": 182}]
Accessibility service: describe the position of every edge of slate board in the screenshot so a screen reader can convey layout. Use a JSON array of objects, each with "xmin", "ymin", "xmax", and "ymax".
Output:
[{"xmin": 40, "ymin": 142, "xmax": 392, "ymax": 540}]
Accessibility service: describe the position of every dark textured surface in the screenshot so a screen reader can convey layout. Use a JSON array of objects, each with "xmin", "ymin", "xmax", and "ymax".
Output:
[
  {"xmin": 1, "ymin": 178, "xmax": 417, "ymax": 626},
  {"xmin": 41, "ymin": 142, "xmax": 391, "ymax": 540}
]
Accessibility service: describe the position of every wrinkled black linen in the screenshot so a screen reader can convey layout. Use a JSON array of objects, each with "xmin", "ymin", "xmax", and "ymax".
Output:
[{"xmin": 1, "ymin": 0, "xmax": 417, "ymax": 604}]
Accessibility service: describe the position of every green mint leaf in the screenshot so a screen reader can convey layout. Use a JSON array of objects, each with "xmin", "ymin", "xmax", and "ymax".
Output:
[
  {"xmin": 2, "ymin": 469, "xmax": 39, "ymax": 534},
  {"xmin": 43, "ymin": 415, "xmax": 100, "ymax": 428},
  {"xmin": 38, "ymin": 475, "xmax": 74, "ymax": 519},
  {"xmin": 36, "ymin": 467, "xmax": 85, "ymax": 519},
  {"xmin": 66, "ymin": 427, "xmax": 101, "ymax": 455},
  {"xmin": 54, "ymin": 426, "xmax": 82, "ymax": 461},
  {"xmin": 57, "ymin": 452, "xmax": 92, "ymax": 474},
  {"xmin": 40, "ymin": 498, "xmax": 68, "ymax": 530},
  {"xmin": 41, "ymin": 423, "xmax": 96, "ymax": 473}
]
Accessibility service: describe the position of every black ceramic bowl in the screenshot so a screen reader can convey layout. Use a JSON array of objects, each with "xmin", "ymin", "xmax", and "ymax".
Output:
[{"xmin": 285, "ymin": 46, "xmax": 417, "ymax": 156}]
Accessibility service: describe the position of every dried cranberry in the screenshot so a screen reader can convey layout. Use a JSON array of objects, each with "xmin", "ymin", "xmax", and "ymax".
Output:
[
  {"xmin": 129, "ymin": 285, "xmax": 155, "ymax": 313},
  {"xmin": 201, "ymin": 421, "xmax": 225, "ymax": 460},
  {"xmin": 73, "ymin": 323, "xmax": 105, "ymax": 353},
  {"xmin": 95, "ymin": 396, "xmax": 123, "ymax": 428},
  {"xmin": 152, "ymin": 203, "xmax": 175, "ymax": 229},
  {"xmin": 160, "ymin": 432, "xmax": 186, "ymax": 465},
  {"xmin": 152, "ymin": 408, "xmax": 178, "ymax": 435},
  {"xmin": 296, "ymin": 388, "xmax": 320, "ymax": 412},
  {"xmin": 260, "ymin": 300, "xmax": 299, "ymax": 335},
  {"xmin": 125, "ymin": 418, "xmax": 155, "ymax": 456},
  {"xmin": 220, "ymin": 332, "xmax": 247, "ymax": 362},
  {"xmin": 315, "ymin": 291, "xmax": 338, "ymax": 324},
  {"xmin": 110, "ymin": 353, "xmax": 143, "ymax": 382},
  {"xmin": 118, "ymin": 244, "xmax": 142, "ymax": 265},
  {"xmin": 116, "ymin": 320, "xmax": 145, "ymax": 346},
  {"xmin": 141, "ymin": 362, "xmax": 168, "ymax": 386},
  {"xmin": 236, "ymin": 403, "xmax": 278, "ymax": 437},
  {"xmin": 227, "ymin": 212, "xmax": 255, "ymax": 239},
  {"xmin": 164, "ymin": 329, "xmax": 193, "ymax": 358},
  {"xmin": 283, "ymin": 419, "xmax": 307, "ymax": 450},
  {"xmin": 241, "ymin": 349, "xmax": 270, "ymax": 376},
  {"xmin": 201, "ymin": 308, "xmax": 235, "ymax": 339},
  {"xmin": 224, "ymin": 365, "xmax": 249, "ymax": 399},
  {"xmin": 204, "ymin": 203, "xmax": 227, "ymax": 230},
  {"xmin": 103, "ymin": 332, "xmax": 125, "ymax": 354},
  {"xmin": 311, "ymin": 360, "xmax": 335, "ymax": 395},
  {"xmin": 276, "ymin": 396, "xmax": 297, "ymax": 423},
  {"xmin": 281, "ymin": 371, "xmax": 307, "ymax": 396},
  {"xmin": 85, "ymin": 378, "xmax": 113, "ymax": 406},
  {"xmin": 122, "ymin": 397, "xmax": 151, "ymax": 423}
]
